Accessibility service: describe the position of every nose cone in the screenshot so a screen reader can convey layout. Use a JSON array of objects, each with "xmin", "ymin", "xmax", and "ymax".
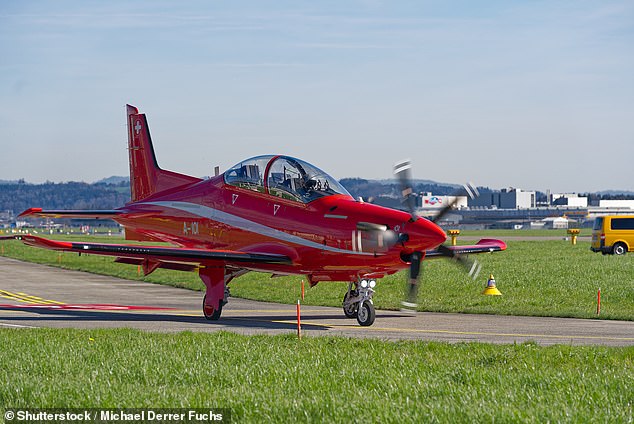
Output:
[{"xmin": 410, "ymin": 218, "xmax": 446, "ymax": 250}]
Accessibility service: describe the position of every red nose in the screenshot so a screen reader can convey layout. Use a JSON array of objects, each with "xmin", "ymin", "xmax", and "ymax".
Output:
[{"xmin": 409, "ymin": 218, "xmax": 447, "ymax": 250}]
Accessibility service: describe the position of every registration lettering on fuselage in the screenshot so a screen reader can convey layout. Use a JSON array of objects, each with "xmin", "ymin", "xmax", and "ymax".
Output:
[{"xmin": 183, "ymin": 221, "xmax": 200, "ymax": 235}]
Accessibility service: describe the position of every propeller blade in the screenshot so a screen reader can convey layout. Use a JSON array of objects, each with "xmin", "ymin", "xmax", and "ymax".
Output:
[
  {"xmin": 401, "ymin": 251, "xmax": 422, "ymax": 309},
  {"xmin": 393, "ymin": 159, "xmax": 417, "ymax": 220},
  {"xmin": 437, "ymin": 244, "xmax": 482, "ymax": 280},
  {"xmin": 431, "ymin": 182, "xmax": 480, "ymax": 224},
  {"xmin": 392, "ymin": 161, "xmax": 483, "ymax": 310},
  {"xmin": 399, "ymin": 245, "xmax": 481, "ymax": 312}
]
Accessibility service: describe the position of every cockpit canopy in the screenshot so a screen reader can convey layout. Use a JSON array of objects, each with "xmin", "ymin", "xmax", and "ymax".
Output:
[{"xmin": 224, "ymin": 155, "xmax": 351, "ymax": 203}]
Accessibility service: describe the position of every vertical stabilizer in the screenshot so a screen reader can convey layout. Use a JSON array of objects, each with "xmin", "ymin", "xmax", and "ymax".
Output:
[{"xmin": 127, "ymin": 104, "xmax": 201, "ymax": 202}]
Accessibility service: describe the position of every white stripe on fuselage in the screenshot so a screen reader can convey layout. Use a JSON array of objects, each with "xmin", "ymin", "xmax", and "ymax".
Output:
[{"xmin": 140, "ymin": 201, "xmax": 374, "ymax": 256}]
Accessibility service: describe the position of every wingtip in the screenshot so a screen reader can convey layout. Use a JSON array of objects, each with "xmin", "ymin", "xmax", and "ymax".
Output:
[
  {"xmin": 476, "ymin": 239, "xmax": 507, "ymax": 251},
  {"xmin": 18, "ymin": 207, "xmax": 42, "ymax": 218}
]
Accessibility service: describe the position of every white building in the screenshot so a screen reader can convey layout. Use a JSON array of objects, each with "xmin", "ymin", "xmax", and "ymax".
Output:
[
  {"xmin": 551, "ymin": 193, "xmax": 588, "ymax": 208},
  {"xmin": 541, "ymin": 217, "xmax": 570, "ymax": 229},
  {"xmin": 469, "ymin": 188, "xmax": 536, "ymax": 209},
  {"xmin": 419, "ymin": 193, "xmax": 468, "ymax": 209},
  {"xmin": 599, "ymin": 200, "xmax": 634, "ymax": 209}
]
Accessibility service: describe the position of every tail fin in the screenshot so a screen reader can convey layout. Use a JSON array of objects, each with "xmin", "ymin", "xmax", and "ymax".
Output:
[{"xmin": 127, "ymin": 105, "xmax": 201, "ymax": 202}]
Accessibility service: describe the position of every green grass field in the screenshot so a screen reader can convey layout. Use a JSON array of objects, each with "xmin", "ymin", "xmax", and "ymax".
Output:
[
  {"xmin": 1, "ymin": 328, "xmax": 632, "ymax": 423},
  {"xmin": 1, "ymin": 232, "xmax": 633, "ymax": 422},
  {"xmin": 1, "ymin": 234, "xmax": 632, "ymax": 321}
]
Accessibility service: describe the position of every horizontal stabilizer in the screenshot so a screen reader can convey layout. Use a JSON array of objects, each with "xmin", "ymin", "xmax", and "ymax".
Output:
[{"xmin": 18, "ymin": 208, "xmax": 121, "ymax": 220}]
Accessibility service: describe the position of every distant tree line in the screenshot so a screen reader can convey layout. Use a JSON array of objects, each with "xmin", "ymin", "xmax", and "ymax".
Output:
[
  {"xmin": 0, "ymin": 181, "xmax": 130, "ymax": 215},
  {"xmin": 2, "ymin": 178, "xmax": 631, "ymax": 217}
]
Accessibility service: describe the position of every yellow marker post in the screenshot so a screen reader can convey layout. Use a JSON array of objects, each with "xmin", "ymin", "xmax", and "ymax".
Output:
[
  {"xmin": 447, "ymin": 229, "xmax": 460, "ymax": 246},
  {"xmin": 567, "ymin": 229, "xmax": 580, "ymax": 245}
]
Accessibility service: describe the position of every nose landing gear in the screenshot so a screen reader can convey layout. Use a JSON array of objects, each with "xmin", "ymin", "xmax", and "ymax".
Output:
[{"xmin": 342, "ymin": 279, "xmax": 377, "ymax": 326}]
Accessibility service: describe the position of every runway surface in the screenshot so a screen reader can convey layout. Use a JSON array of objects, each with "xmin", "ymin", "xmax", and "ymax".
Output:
[{"xmin": 1, "ymin": 256, "xmax": 632, "ymax": 346}]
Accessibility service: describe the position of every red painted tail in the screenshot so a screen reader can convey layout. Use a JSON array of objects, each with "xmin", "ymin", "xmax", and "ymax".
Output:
[{"xmin": 126, "ymin": 105, "xmax": 201, "ymax": 202}]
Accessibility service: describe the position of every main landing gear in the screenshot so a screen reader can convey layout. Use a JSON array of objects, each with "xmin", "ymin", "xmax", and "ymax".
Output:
[
  {"xmin": 199, "ymin": 266, "xmax": 229, "ymax": 321},
  {"xmin": 199, "ymin": 267, "xmax": 378, "ymax": 327},
  {"xmin": 342, "ymin": 279, "xmax": 377, "ymax": 326},
  {"xmin": 203, "ymin": 294, "xmax": 223, "ymax": 320}
]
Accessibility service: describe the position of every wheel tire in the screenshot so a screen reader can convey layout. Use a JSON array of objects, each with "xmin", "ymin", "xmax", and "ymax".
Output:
[
  {"xmin": 342, "ymin": 291, "xmax": 358, "ymax": 318},
  {"xmin": 203, "ymin": 294, "xmax": 223, "ymax": 320},
  {"xmin": 613, "ymin": 243, "xmax": 627, "ymax": 256},
  {"xmin": 356, "ymin": 302, "xmax": 376, "ymax": 327}
]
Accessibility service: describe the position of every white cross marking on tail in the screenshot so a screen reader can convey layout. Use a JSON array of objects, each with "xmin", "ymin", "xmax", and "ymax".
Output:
[{"xmin": 134, "ymin": 121, "xmax": 142, "ymax": 134}]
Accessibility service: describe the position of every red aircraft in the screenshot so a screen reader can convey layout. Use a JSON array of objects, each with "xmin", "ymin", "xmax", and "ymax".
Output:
[{"xmin": 3, "ymin": 105, "xmax": 505, "ymax": 326}]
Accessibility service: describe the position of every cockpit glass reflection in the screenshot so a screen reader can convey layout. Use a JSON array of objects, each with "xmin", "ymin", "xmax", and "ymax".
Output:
[{"xmin": 267, "ymin": 156, "xmax": 351, "ymax": 203}]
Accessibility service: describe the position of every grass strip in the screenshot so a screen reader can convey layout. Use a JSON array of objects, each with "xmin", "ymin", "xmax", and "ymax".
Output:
[{"xmin": 0, "ymin": 328, "xmax": 632, "ymax": 423}]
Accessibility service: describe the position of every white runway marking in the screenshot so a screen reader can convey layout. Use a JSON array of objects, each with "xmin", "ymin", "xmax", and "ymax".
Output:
[{"xmin": 0, "ymin": 322, "xmax": 38, "ymax": 329}]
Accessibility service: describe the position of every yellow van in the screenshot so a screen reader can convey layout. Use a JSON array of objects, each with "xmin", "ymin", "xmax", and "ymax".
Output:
[{"xmin": 591, "ymin": 215, "xmax": 634, "ymax": 255}]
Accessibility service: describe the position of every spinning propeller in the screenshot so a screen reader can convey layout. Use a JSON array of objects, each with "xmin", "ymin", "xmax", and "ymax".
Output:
[{"xmin": 393, "ymin": 159, "xmax": 482, "ymax": 309}]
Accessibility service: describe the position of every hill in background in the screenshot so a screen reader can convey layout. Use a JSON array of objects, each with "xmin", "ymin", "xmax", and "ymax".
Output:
[
  {"xmin": 0, "ymin": 179, "xmax": 130, "ymax": 214},
  {"xmin": 2, "ymin": 175, "xmax": 633, "ymax": 215},
  {"xmin": 94, "ymin": 176, "xmax": 130, "ymax": 185}
]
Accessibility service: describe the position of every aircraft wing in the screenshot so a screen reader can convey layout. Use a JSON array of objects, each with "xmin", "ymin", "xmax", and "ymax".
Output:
[
  {"xmin": 424, "ymin": 239, "xmax": 507, "ymax": 258},
  {"xmin": 18, "ymin": 208, "xmax": 121, "ymax": 220},
  {"xmin": 10, "ymin": 235, "xmax": 292, "ymax": 275}
]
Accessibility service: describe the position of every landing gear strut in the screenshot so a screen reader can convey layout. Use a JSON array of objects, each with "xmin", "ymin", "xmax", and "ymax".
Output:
[
  {"xmin": 199, "ymin": 266, "xmax": 229, "ymax": 321},
  {"xmin": 342, "ymin": 289, "xmax": 358, "ymax": 318},
  {"xmin": 342, "ymin": 279, "xmax": 376, "ymax": 326}
]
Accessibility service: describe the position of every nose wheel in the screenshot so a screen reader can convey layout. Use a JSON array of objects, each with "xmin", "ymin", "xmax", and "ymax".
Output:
[
  {"xmin": 356, "ymin": 301, "xmax": 375, "ymax": 326},
  {"xmin": 342, "ymin": 280, "xmax": 377, "ymax": 326}
]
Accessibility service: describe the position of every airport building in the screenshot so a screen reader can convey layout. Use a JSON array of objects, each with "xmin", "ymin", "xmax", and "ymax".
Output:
[
  {"xmin": 415, "ymin": 187, "xmax": 634, "ymax": 229},
  {"xmin": 0, "ymin": 210, "xmax": 14, "ymax": 229},
  {"xmin": 551, "ymin": 193, "xmax": 588, "ymax": 207},
  {"xmin": 598, "ymin": 200, "xmax": 634, "ymax": 209},
  {"xmin": 469, "ymin": 188, "xmax": 536, "ymax": 209},
  {"xmin": 418, "ymin": 193, "xmax": 468, "ymax": 209}
]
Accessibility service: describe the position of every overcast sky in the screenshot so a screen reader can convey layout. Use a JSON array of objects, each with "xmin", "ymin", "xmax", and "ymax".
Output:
[{"xmin": 1, "ymin": 1, "xmax": 632, "ymax": 192}]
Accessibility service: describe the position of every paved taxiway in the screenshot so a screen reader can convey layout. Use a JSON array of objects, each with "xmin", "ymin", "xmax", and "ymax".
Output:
[{"xmin": 1, "ymin": 256, "xmax": 632, "ymax": 346}]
